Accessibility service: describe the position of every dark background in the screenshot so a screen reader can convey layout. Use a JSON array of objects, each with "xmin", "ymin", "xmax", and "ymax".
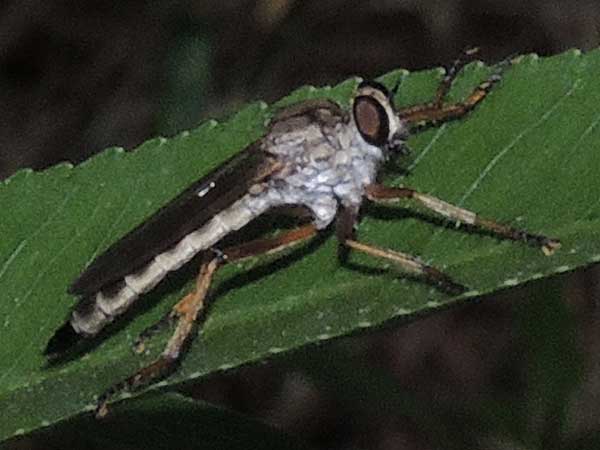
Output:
[{"xmin": 3, "ymin": 1, "xmax": 600, "ymax": 449}]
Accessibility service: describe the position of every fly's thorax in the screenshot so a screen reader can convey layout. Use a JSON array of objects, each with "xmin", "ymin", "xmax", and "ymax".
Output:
[
  {"xmin": 261, "ymin": 113, "xmax": 386, "ymax": 229},
  {"xmin": 260, "ymin": 83, "xmax": 410, "ymax": 229}
]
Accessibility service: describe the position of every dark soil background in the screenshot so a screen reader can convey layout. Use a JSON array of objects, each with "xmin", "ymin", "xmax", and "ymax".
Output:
[{"xmin": 3, "ymin": 1, "xmax": 600, "ymax": 449}]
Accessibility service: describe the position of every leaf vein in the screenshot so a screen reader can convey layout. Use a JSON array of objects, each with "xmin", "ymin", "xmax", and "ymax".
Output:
[
  {"xmin": 86, "ymin": 193, "xmax": 135, "ymax": 267},
  {"xmin": 458, "ymin": 79, "xmax": 581, "ymax": 206},
  {"xmin": 0, "ymin": 199, "xmax": 104, "ymax": 385},
  {"xmin": 568, "ymin": 109, "xmax": 600, "ymax": 158},
  {"xmin": 0, "ymin": 241, "xmax": 26, "ymax": 281},
  {"xmin": 407, "ymin": 123, "xmax": 447, "ymax": 173},
  {"xmin": 0, "ymin": 190, "xmax": 76, "ymax": 285}
]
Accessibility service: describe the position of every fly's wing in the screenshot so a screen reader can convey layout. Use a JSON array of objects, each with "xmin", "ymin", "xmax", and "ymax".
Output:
[{"xmin": 69, "ymin": 142, "xmax": 280, "ymax": 296}]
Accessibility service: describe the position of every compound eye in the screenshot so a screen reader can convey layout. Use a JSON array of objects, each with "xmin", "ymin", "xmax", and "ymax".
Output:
[{"xmin": 353, "ymin": 96, "xmax": 390, "ymax": 147}]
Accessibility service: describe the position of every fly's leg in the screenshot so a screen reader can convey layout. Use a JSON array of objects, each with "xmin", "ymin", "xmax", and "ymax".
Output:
[
  {"xmin": 133, "ymin": 207, "xmax": 315, "ymax": 354},
  {"xmin": 397, "ymin": 48, "xmax": 507, "ymax": 126},
  {"xmin": 335, "ymin": 206, "xmax": 465, "ymax": 294},
  {"xmin": 96, "ymin": 254, "xmax": 220, "ymax": 418},
  {"xmin": 433, "ymin": 47, "xmax": 481, "ymax": 107},
  {"xmin": 96, "ymin": 224, "xmax": 318, "ymax": 418},
  {"xmin": 365, "ymin": 184, "xmax": 560, "ymax": 255},
  {"xmin": 133, "ymin": 313, "xmax": 176, "ymax": 354},
  {"xmin": 345, "ymin": 240, "xmax": 466, "ymax": 295}
]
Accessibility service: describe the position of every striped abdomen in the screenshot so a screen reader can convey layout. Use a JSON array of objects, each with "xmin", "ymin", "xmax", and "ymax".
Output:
[{"xmin": 45, "ymin": 193, "xmax": 270, "ymax": 356}]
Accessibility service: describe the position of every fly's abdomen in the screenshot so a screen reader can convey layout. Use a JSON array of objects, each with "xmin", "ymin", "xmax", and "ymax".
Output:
[{"xmin": 45, "ymin": 192, "xmax": 270, "ymax": 356}]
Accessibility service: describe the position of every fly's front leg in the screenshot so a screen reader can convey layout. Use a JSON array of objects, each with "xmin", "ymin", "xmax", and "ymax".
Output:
[
  {"xmin": 365, "ymin": 184, "xmax": 560, "ymax": 255},
  {"xmin": 96, "ymin": 223, "xmax": 318, "ymax": 418},
  {"xmin": 397, "ymin": 48, "xmax": 506, "ymax": 126},
  {"xmin": 336, "ymin": 205, "xmax": 466, "ymax": 294}
]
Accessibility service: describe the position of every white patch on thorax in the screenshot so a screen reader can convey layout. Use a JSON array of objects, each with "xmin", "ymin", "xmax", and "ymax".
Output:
[{"xmin": 263, "ymin": 120, "xmax": 385, "ymax": 228}]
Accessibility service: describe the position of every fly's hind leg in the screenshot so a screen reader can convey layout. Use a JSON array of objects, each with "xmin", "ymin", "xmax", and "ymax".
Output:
[
  {"xmin": 397, "ymin": 48, "xmax": 507, "ymax": 126},
  {"xmin": 336, "ymin": 206, "xmax": 466, "ymax": 295},
  {"xmin": 96, "ymin": 224, "xmax": 318, "ymax": 418},
  {"xmin": 96, "ymin": 254, "xmax": 221, "ymax": 418},
  {"xmin": 133, "ymin": 206, "xmax": 315, "ymax": 354}
]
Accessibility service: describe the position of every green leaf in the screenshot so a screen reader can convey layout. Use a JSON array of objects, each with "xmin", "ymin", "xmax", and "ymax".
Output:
[
  {"xmin": 2, "ymin": 48, "xmax": 600, "ymax": 441},
  {"xmin": 5, "ymin": 393, "xmax": 310, "ymax": 450}
]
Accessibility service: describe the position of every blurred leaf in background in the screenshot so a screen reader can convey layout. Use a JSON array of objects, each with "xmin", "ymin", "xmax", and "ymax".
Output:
[{"xmin": 158, "ymin": 26, "xmax": 216, "ymax": 136}]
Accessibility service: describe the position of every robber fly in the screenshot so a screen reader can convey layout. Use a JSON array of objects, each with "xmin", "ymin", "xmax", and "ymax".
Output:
[{"xmin": 45, "ymin": 51, "xmax": 560, "ymax": 417}]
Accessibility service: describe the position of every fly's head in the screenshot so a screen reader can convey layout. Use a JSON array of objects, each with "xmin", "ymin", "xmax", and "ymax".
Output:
[{"xmin": 353, "ymin": 80, "xmax": 409, "ymax": 158}]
